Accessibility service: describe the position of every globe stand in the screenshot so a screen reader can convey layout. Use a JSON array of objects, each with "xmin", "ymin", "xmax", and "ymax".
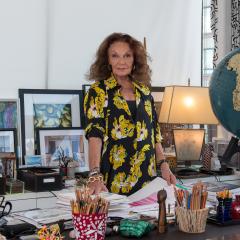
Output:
[{"xmin": 219, "ymin": 136, "xmax": 240, "ymax": 174}]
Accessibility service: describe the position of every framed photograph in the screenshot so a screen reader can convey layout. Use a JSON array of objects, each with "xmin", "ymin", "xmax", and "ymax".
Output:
[
  {"xmin": 36, "ymin": 127, "xmax": 89, "ymax": 172},
  {"xmin": 0, "ymin": 128, "xmax": 18, "ymax": 175},
  {"xmin": 0, "ymin": 128, "xmax": 17, "ymax": 153},
  {"xmin": 0, "ymin": 99, "xmax": 18, "ymax": 128},
  {"xmin": 19, "ymin": 89, "xmax": 84, "ymax": 162}
]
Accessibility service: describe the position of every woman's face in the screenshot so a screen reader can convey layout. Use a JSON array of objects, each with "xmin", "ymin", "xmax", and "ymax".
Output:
[{"xmin": 108, "ymin": 41, "xmax": 134, "ymax": 79}]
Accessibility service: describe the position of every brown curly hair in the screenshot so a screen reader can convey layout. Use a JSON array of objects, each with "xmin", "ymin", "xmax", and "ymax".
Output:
[{"xmin": 87, "ymin": 32, "xmax": 152, "ymax": 86}]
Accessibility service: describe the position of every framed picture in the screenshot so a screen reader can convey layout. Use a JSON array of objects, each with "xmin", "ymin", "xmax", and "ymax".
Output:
[
  {"xmin": 0, "ymin": 99, "xmax": 18, "ymax": 128},
  {"xmin": 19, "ymin": 89, "xmax": 84, "ymax": 162},
  {"xmin": 0, "ymin": 128, "xmax": 17, "ymax": 153},
  {"xmin": 36, "ymin": 127, "xmax": 89, "ymax": 172},
  {"xmin": 0, "ymin": 128, "xmax": 18, "ymax": 175}
]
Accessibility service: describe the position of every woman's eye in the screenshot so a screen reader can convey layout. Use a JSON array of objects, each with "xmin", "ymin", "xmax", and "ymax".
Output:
[{"xmin": 112, "ymin": 54, "xmax": 119, "ymax": 58}]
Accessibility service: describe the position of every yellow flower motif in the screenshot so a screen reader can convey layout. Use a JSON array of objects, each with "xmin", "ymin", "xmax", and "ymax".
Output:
[
  {"xmin": 155, "ymin": 124, "xmax": 162, "ymax": 143},
  {"xmin": 136, "ymin": 121, "xmax": 148, "ymax": 141},
  {"xmin": 85, "ymin": 123, "xmax": 105, "ymax": 136},
  {"xmin": 121, "ymin": 182, "xmax": 132, "ymax": 193},
  {"xmin": 111, "ymin": 172, "xmax": 126, "ymax": 193},
  {"xmin": 148, "ymin": 155, "xmax": 156, "ymax": 177},
  {"xmin": 110, "ymin": 145, "xmax": 127, "ymax": 170},
  {"xmin": 111, "ymin": 115, "xmax": 134, "ymax": 140},
  {"xmin": 130, "ymin": 145, "xmax": 149, "ymax": 166},
  {"xmin": 113, "ymin": 91, "xmax": 131, "ymax": 115},
  {"xmin": 105, "ymin": 76, "xmax": 118, "ymax": 89},
  {"xmin": 144, "ymin": 100, "xmax": 152, "ymax": 117},
  {"xmin": 87, "ymin": 94, "xmax": 105, "ymax": 119}
]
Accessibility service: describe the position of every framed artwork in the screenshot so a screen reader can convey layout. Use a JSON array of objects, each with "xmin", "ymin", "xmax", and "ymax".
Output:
[
  {"xmin": 19, "ymin": 89, "xmax": 84, "ymax": 162},
  {"xmin": 0, "ymin": 128, "xmax": 17, "ymax": 153},
  {"xmin": 0, "ymin": 128, "xmax": 18, "ymax": 175},
  {"xmin": 0, "ymin": 100, "xmax": 18, "ymax": 128},
  {"xmin": 36, "ymin": 127, "xmax": 89, "ymax": 172}
]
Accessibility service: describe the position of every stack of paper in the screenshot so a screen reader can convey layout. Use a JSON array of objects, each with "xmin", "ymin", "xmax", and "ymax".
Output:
[{"xmin": 56, "ymin": 191, "xmax": 130, "ymax": 212}]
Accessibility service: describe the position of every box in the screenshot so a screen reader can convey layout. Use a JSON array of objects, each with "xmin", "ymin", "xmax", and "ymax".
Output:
[
  {"xmin": 17, "ymin": 167, "xmax": 63, "ymax": 192},
  {"xmin": 0, "ymin": 177, "xmax": 6, "ymax": 195},
  {"xmin": 6, "ymin": 178, "xmax": 24, "ymax": 194}
]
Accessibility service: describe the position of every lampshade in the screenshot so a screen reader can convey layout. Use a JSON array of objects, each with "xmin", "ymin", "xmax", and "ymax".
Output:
[{"xmin": 159, "ymin": 86, "xmax": 218, "ymax": 125}]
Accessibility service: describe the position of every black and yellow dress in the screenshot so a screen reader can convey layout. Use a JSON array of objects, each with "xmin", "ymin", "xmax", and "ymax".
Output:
[{"xmin": 84, "ymin": 75, "xmax": 162, "ymax": 195}]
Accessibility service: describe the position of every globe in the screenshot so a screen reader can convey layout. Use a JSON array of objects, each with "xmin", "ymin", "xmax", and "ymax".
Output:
[{"xmin": 209, "ymin": 48, "xmax": 240, "ymax": 138}]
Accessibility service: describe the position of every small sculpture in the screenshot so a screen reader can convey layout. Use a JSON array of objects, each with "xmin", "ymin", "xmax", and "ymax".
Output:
[{"xmin": 157, "ymin": 189, "xmax": 167, "ymax": 233}]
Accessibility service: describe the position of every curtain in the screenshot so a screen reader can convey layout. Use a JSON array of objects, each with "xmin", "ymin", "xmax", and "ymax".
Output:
[
  {"xmin": 231, "ymin": 0, "xmax": 240, "ymax": 49},
  {"xmin": 210, "ymin": 0, "xmax": 239, "ymax": 139}
]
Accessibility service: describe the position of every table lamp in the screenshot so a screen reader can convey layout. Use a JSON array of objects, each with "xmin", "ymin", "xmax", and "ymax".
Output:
[{"xmin": 159, "ymin": 86, "xmax": 218, "ymax": 171}]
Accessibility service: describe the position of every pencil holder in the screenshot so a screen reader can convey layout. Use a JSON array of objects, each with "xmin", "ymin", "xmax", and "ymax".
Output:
[
  {"xmin": 216, "ymin": 197, "xmax": 232, "ymax": 223},
  {"xmin": 72, "ymin": 213, "xmax": 107, "ymax": 240},
  {"xmin": 175, "ymin": 207, "xmax": 208, "ymax": 233}
]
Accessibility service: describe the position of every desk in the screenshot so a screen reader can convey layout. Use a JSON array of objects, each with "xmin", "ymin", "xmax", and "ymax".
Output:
[{"xmin": 61, "ymin": 224, "xmax": 240, "ymax": 240}]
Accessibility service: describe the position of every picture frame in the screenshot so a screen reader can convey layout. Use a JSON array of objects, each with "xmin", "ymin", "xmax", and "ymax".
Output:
[
  {"xmin": 0, "ymin": 99, "xmax": 18, "ymax": 128},
  {"xmin": 0, "ymin": 128, "xmax": 18, "ymax": 175},
  {"xmin": 19, "ymin": 89, "xmax": 84, "ymax": 162},
  {"xmin": 36, "ymin": 127, "xmax": 89, "ymax": 172}
]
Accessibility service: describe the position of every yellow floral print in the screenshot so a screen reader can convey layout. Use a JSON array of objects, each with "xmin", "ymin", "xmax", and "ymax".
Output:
[
  {"xmin": 148, "ymin": 155, "xmax": 156, "ymax": 177},
  {"xmin": 136, "ymin": 121, "xmax": 148, "ymax": 141},
  {"xmin": 144, "ymin": 100, "xmax": 152, "ymax": 117},
  {"xmin": 111, "ymin": 115, "xmax": 134, "ymax": 140},
  {"xmin": 111, "ymin": 172, "xmax": 126, "ymax": 193},
  {"xmin": 84, "ymin": 75, "xmax": 162, "ymax": 195},
  {"xmin": 113, "ymin": 91, "xmax": 131, "ymax": 115},
  {"xmin": 109, "ymin": 145, "xmax": 127, "ymax": 170}
]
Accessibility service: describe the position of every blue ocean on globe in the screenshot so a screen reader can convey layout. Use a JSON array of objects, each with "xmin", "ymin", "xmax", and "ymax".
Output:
[{"xmin": 209, "ymin": 48, "xmax": 240, "ymax": 138}]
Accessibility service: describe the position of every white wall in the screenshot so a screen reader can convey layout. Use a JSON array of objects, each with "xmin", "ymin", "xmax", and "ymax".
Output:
[
  {"xmin": 0, "ymin": 0, "xmax": 47, "ymax": 98},
  {"xmin": 0, "ymin": 0, "xmax": 202, "ymax": 98}
]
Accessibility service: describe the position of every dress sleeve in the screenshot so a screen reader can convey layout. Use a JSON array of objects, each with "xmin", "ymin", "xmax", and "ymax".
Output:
[
  {"xmin": 84, "ymin": 85, "xmax": 106, "ymax": 140},
  {"xmin": 151, "ymin": 95, "xmax": 162, "ymax": 143}
]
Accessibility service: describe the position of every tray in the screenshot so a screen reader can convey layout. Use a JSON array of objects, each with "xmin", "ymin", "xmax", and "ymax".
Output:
[{"xmin": 208, "ymin": 215, "xmax": 240, "ymax": 226}]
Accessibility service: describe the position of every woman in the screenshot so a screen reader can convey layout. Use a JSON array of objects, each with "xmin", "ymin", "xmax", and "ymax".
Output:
[{"xmin": 84, "ymin": 33, "xmax": 176, "ymax": 195}]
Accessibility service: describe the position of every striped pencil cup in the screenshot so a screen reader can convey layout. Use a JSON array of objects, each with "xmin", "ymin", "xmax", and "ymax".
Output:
[
  {"xmin": 72, "ymin": 213, "xmax": 107, "ymax": 240},
  {"xmin": 175, "ymin": 207, "xmax": 209, "ymax": 233}
]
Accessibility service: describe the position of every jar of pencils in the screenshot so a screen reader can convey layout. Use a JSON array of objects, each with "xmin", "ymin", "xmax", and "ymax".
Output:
[{"xmin": 71, "ymin": 187, "xmax": 109, "ymax": 240}]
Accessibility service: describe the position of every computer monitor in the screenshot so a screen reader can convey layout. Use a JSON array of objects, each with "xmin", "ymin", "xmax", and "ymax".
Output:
[{"xmin": 173, "ymin": 128, "xmax": 205, "ymax": 167}]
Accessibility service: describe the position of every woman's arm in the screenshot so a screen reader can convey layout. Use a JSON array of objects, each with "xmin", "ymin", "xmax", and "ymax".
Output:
[
  {"xmin": 155, "ymin": 142, "xmax": 176, "ymax": 185},
  {"xmin": 88, "ymin": 137, "xmax": 108, "ymax": 194}
]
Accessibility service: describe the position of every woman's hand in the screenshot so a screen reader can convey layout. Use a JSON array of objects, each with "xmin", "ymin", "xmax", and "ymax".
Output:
[
  {"xmin": 87, "ymin": 179, "xmax": 108, "ymax": 195},
  {"xmin": 161, "ymin": 162, "xmax": 176, "ymax": 185}
]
